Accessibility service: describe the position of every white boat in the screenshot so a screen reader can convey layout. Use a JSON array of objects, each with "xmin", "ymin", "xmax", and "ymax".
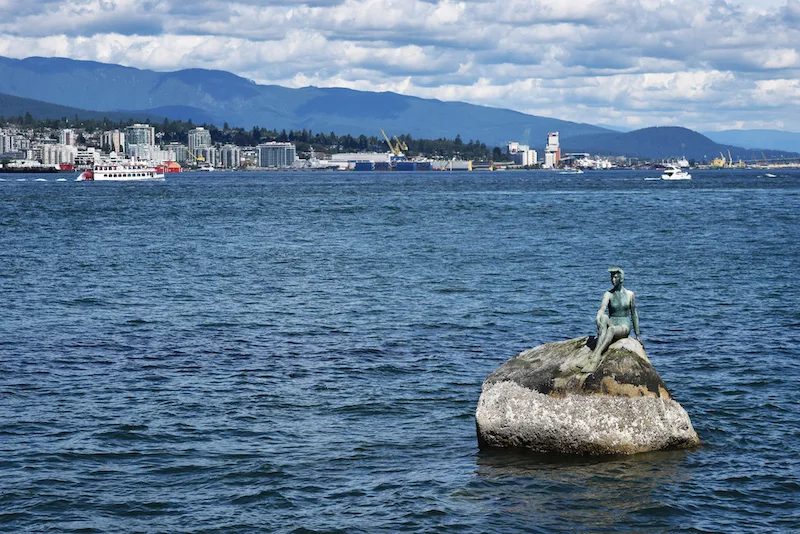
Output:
[
  {"xmin": 76, "ymin": 156, "xmax": 165, "ymax": 181},
  {"xmin": 559, "ymin": 168, "xmax": 584, "ymax": 175},
  {"xmin": 661, "ymin": 166, "xmax": 691, "ymax": 180}
]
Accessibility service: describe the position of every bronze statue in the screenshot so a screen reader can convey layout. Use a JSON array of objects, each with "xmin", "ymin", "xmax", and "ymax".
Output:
[{"xmin": 583, "ymin": 267, "xmax": 641, "ymax": 372}]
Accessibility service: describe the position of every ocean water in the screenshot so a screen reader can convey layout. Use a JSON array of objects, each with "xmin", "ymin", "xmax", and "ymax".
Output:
[{"xmin": 1, "ymin": 169, "xmax": 798, "ymax": 533}]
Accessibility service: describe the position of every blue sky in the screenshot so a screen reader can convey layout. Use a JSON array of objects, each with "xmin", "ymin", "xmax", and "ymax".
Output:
[{"xmin": 0, "ymin": 0, "xmax": 797, "ymax": 132}]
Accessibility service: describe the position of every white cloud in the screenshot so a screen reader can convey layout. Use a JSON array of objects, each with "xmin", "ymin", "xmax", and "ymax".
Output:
[{"xmin": 0, "ymin": 0, "xmax": 798, "ymax": 131}]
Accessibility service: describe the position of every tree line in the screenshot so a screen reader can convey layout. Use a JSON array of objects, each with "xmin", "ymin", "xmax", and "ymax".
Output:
[{"xmin": 0, "ymin": 115, "xmax": 504, "ymax": 161}]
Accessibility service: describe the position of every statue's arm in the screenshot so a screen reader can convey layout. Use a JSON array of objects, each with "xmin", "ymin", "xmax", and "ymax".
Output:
[
  {"xmin": 596, "ymin": 292, "xmax": 611, "ymax": 326},
  {"xmin": 630, "ymin": 291, "xmax": 641, "ymax": 338}
]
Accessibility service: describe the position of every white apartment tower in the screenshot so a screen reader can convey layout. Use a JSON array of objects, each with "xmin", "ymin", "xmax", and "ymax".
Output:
[
  {"xmin": 544, "ymin": 132, "xmax": 560, "ymax": 169},
  {"xmin": 126, "ymin": 124, "xmax": 155, "ymax": 146},
  {"xmin": 42, "ymin": 144, "xmax": 76, "ymax": 166},
  {"xmin": 219, "ymin": 145, "xmax": 241, "ymax": 169},
  {"xmin": 188, "ymin": 127, "xmax": 212, "ymax": 155},
  {"xmin": 126, "ymin": 124, "xmax": 156, "ymax": 157},
  {"xmin": 60, "ymin": 129, "xmax": 77, "ymax": 146},
  {"xmin": 0, "ymin": 129, "xmax": 14, "ymax": 153},
  {"xmin": 257, "ymin": 142, "xmax": 296, "ymax": 168}
]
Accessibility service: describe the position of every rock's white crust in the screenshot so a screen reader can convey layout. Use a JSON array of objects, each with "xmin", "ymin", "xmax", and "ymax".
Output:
[{"xmin": 476, "ymin": 381, "xmax": 699, "ymax": 455}]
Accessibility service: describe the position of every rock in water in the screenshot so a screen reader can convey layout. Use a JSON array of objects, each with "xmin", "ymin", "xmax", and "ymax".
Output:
[{"xmin": 475, "ymin": 337, "xmax": 700, "ymax": 455}]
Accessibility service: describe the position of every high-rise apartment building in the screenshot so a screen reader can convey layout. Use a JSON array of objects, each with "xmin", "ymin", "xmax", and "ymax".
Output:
[
  {"xmin": 0, "ymin": 129, "xmax": 13, "ymax": 154},
  {"xmin": 219, "ymin": 145, "xmax": 241, "ymax": 169},
  {"xmin": 196, "ymin": 147, "xmax": 217, "ymax": 167},
  {"xmin": 42, "ymin": 144, "xmax": 76, "ymax": 166},
  {"xmin": 188, "ymin": 127, "xmax": 212, "ymax": 155},
  {"xmin": 60, "ymin": 129, "xmax": 76, "ymax": 146},
  {"xmin": 257, "ymin": 142, "xmax": 296, "ymax": 168},
  {"xmin": 126, "ymin": 124, "xmax": 155, "ymax": 147},
  {"xmin": 102, "ymin": 130, "xmax": 126, "ymax": 153}
]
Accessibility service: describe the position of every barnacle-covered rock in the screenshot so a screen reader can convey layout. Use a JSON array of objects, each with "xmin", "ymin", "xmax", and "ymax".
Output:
[{"xmin": 475, "ymin": 337, "xmax": 699, "ymax": 455}]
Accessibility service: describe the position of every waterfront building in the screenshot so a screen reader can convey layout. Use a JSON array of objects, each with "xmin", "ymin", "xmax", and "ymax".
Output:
[
  {"xmin": 196, "ymin": 147, "xmax": 217, "ymax": 167},
  {"xmin": 544, "ymin": 132, "xmax": 560, "ymax": 169},
  {"xmin": 126, "ymin": 124, "xmax": 155, "ymax": 150},
  {"xmin": 514, "ymin": 149, "xmax": 537, "ymax": 166},
  {"xmin": 74, "ymin": 147, "xmax": 101, "ymax": 168},
  {"xmin": 219, "ymin": 145, "xmax": 241, "ymax": 169},
  {"xmin": 102, "ymin": 130, "xmax": 126, "ymax": 153},
  {"xmin": 158, "ymin": 147, "xmax": 177, "ymax": 164},
  {"xmin": 257, "ymin": 142, "xmax": 297, "ymax": 168},
  {"xmin": 41, "ymin": 143, "xmax": 76, "ymax": 166},
  {"xmin": 165, "ymin": 142, "xmax": 189, "ymax": 164},
  {"xmin": 431, "ymin": 159, "xmax": 473, "ymax": 171},
  {"xmin": 1, "ymin": 129, "xmax": 15, "ymax": 153},
  {"xmin": 188, "ymin": 127, "xmax": 212, "ymax": 155},
  {"xmin": 15, "ymin": 136, "xmax": 31, "ymax": 151},
  {"xmin": 60, "ymin": 129, "xmax": 76, "ymax": 147},
  {"xmin": 1, "ymin": 131, "xmax": 30, "ymax": 154},
  {"xmin": 128, "ymin": 143, "xmax": 153, "ymax": 159},
  {"xmin": 507, "ymin": 142, "xmax": 537, "ymax": 166},
  {"xmin": 330, "ymin": 152, "xmax": 392, "ymax": 164},
  {"xmin": 240, "ymin": 148, "xmax": 258, "ymax": 168},
  {"xmin": 128, "ymin": 144, "xmax": 175, "ymax": 163}
]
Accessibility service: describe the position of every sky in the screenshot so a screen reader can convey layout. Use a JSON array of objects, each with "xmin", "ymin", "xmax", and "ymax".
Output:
[{"xmin": 0, "ymin": 0, "xmax": 798, "ymax": 132}]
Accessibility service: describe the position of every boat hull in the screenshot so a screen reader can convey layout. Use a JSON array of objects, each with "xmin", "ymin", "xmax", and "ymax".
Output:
[{"xmin": 90, "ymin": 174, "xmax": 165, "ymax": 181}]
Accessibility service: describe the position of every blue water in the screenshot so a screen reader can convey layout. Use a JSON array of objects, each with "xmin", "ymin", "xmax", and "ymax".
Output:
[{"xmin": 1, "ymin": 169, "xmax": 798, "ymax": 532}]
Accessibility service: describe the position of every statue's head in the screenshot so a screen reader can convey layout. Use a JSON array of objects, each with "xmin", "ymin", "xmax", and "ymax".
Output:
[{"xmin": 608, "ymin": 266, "xmax": 625, "ymax": 283}]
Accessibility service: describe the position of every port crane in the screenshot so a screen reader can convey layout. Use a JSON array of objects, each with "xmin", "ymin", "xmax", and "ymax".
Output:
[
  {"xmin": 380, "ymin": 129, "xmax": 404, "ymax": 158},
  {"xmin": 184, "ymin": 147, "xmax": 205, "ymax": 166},
  {"xmin": 395, "ymin": 136, "xmax": 408, "ymax": 152},
  {"xmin": 711, "ymin": 152, "xmax": 728, "ymax": 168}
]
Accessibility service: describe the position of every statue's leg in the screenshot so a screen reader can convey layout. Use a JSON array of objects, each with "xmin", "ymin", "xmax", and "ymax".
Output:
[
  {"xmin": 582, "ymin": 317, "xmax": 610, "ymax": 372},
  {"xmin": 584, "ymin": 322, "xmax": 629, "ymax": 373},
  {"xmin": 593, "ymin": 316, "xmax": 611, "ymax": 357}
]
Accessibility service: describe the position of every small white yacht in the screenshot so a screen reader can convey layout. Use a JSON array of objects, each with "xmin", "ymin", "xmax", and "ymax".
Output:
[{"xmin": 661, "ymin": 166, "xmax": 691, "ymax": 180}]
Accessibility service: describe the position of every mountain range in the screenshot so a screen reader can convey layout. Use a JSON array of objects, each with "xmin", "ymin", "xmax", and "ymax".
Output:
[
  {"xmin": 0, "ymin": 55, "xmax": 797, "ymax": 160},
  {"xmin": 701, "ymin": 130, "xmax": 800, "ymax": 154}
]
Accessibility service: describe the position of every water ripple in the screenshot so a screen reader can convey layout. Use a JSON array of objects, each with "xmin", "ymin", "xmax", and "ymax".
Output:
[{"xmin": 1, "ymin": 170, "xmax": 799, "ymax": 532}]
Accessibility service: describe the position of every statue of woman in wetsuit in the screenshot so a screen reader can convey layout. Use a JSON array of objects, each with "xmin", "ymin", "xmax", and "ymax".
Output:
[{"xmin": 591, "ymin": 267, "xmax": 641, "ymax": 360}]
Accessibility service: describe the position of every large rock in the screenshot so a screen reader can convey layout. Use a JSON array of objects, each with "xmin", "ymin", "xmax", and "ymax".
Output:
[{"xmin": 475, "ymin": 337, "xmax": 700, "ymax": 455}]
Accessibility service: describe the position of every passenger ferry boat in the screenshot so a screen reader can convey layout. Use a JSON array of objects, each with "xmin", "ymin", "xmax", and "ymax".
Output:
[{"xmin": 76, "ymin": 156, "xmax": 165, "ymax": 181}]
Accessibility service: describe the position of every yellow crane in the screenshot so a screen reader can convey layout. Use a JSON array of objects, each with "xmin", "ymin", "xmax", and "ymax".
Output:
[
  {"xmin": 727, "ymin": 150, "xmax": 733, "ymax": 167},
  {"xmin": 381, "ymin": 129, "xmax": 404, "ymax": 157},
  {"xmin": 184, "ymin": 146, "xmax": 205, "ymax": 165},
  {"xmin": 711, "ymin": 152, "xmax": 727, "ymax": 168},
  {"xmin": 394, "ymin": 136, "xmax": 408, "ymax": 152}
]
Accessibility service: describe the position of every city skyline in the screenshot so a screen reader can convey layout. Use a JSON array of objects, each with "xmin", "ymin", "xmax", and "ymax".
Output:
[{"xmin": 0, "ymin": 0, "xmax": 798, "ymax": 133}]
